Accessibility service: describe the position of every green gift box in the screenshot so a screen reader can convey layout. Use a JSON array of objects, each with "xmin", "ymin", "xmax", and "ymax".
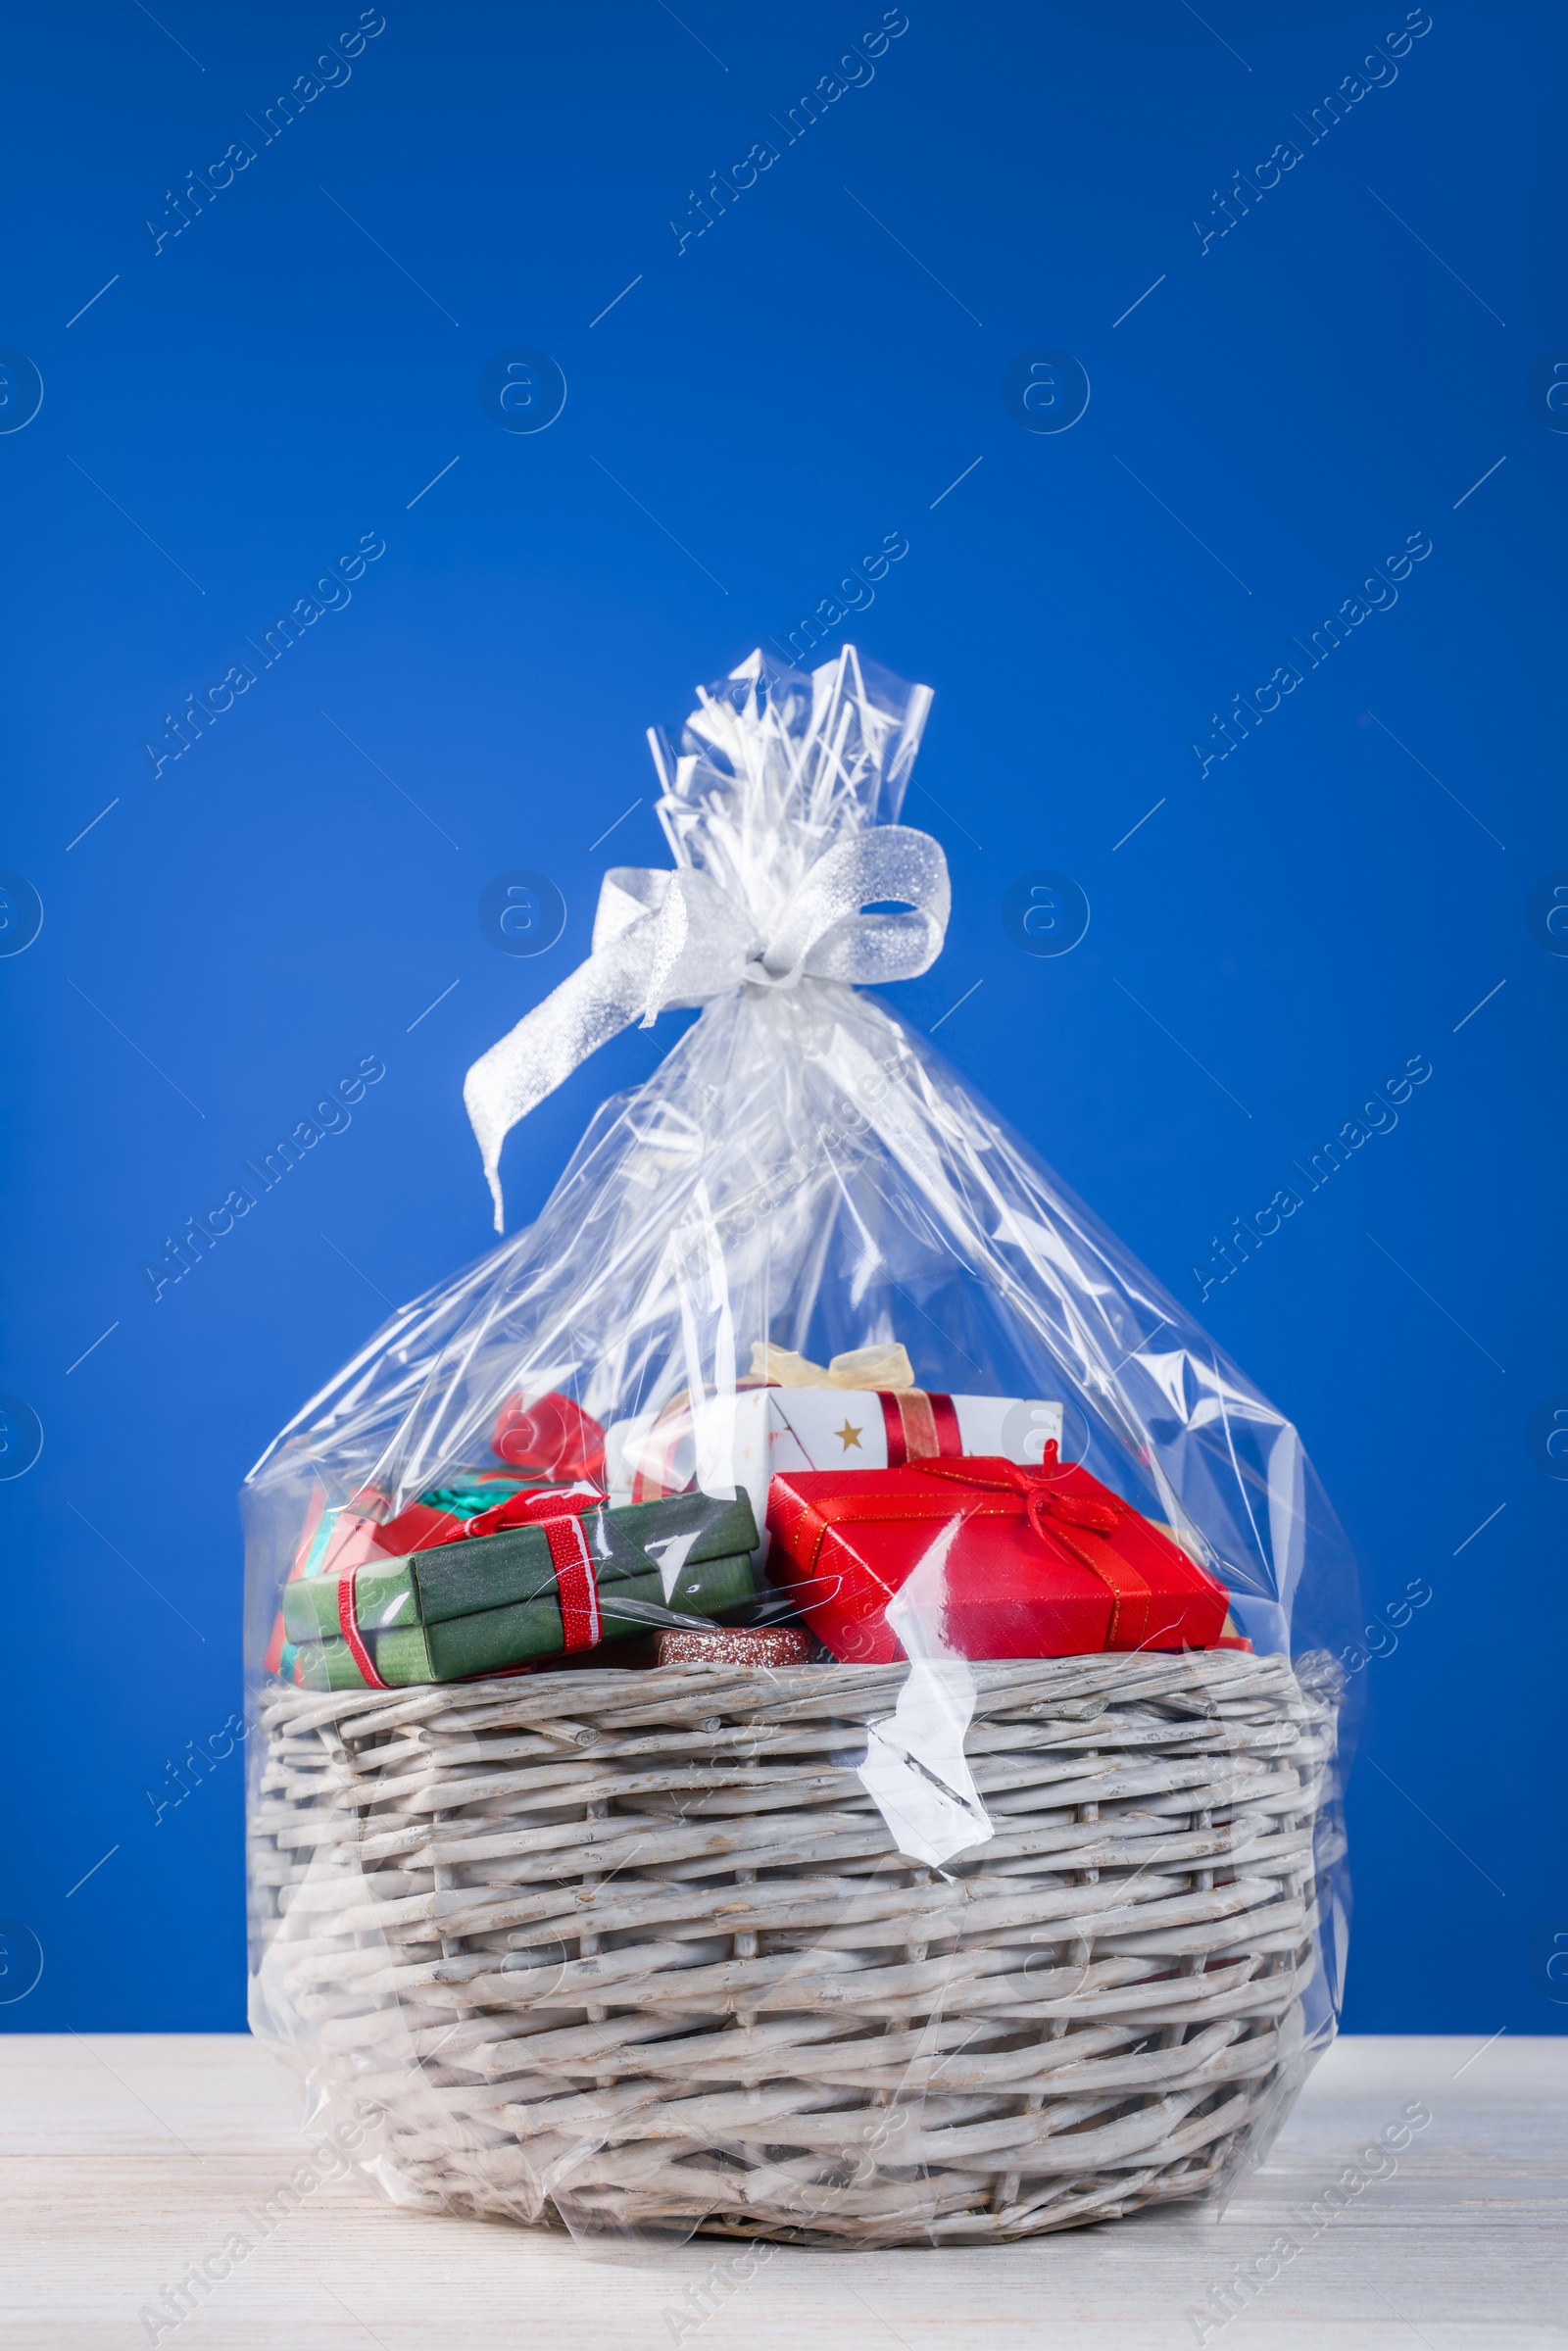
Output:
[
  {"xmin": 283, "ymin": 1488, "xmax": 760, "ymax": 1690},
  {"xmin": 283, "ymin": 1559, "xmax": 416, "ymax": 1642},
  {"xmin": 413, "ymin": 1488, "xmax": 757, "ymax": 1622}
]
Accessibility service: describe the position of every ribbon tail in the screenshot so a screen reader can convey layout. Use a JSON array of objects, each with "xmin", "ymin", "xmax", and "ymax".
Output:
[
  {"xmin": 464, "ymin": 944, "xmax": 654, "ymax": 1231},
  {"xmin": 464, "ymin": 868, "xmax": 759, "ymax": 1229}
]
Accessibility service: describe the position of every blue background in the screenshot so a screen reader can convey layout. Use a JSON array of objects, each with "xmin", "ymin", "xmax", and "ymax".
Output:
[{"xmin": 1, "ymin": 0, "xmax": 1561, "ymax": 2036}]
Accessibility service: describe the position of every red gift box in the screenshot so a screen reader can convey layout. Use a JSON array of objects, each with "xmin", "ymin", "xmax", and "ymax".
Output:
[{"xmin": 764, "ymin": 1447, "xmax": 1231, "ymax": 1663}]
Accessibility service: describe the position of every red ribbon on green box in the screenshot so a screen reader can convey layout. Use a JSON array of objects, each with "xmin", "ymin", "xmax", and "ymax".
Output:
[{"xmin": 336, "ymin": 1487, "xmax": 606, "ymax": 1689}]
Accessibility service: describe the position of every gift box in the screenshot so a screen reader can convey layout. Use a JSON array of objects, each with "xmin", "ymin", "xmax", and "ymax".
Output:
[
  {"xmin": 654, "ymin": 1626, "xmax": 812, "ymax": 1666},
  {"xmin": 607, "ymin": 1346, "xmax": 1064, "ymax": 1539},
  {"xmin": 284, "ymin": 1485, "xmax": 760, "ymax": 1689},
  {"xmin": 764, "ymin": 1447, "xmax": 1230, "ymax": 1663},
  {"xmin": 292, "ymin": 1550, "xmax": 761, "ymax": 1689}
]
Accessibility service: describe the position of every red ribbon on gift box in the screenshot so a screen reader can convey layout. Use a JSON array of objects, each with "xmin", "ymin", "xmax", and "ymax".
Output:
[
  {"xmin": 906, "ymin": 1445, "xmax": 1152, "ymax": 1642},
  {"xmin": 437, "ymin": 1484, "xmax": 608, "ymax": 1649},
  {"xmin": 538, "ymin": 1505, "xmax": 603, "ymax": 1651},
  {"xmin": 460, "ymin": 1481, "xmax": 605, "ymax": 1543},
  {"xmin": 338, "ymin": 1487, "xmax": 609, "ymax": 1686},
  {"xmin": 765, "ymin": 1442, "xmax": 1232, "ymax": 1661},
  {"xmin": 876, "ymin": 1388, "xmax": 962, "ymax": 1467},
  {"xmin": 336, "ymin": 1569, "xmax": 387, "ymax": 1690}
]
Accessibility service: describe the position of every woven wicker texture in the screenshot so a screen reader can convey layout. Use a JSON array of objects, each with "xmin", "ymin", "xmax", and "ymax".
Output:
[{"xmin": 250, "ymin": 1648, "xmax": 1335, "ymax": 2245}]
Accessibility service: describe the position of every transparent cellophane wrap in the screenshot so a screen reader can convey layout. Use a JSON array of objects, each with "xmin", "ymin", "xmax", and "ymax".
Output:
[{"xmin": 244, "ymin": 650, "xmax": 1358, "ymax": 2246}]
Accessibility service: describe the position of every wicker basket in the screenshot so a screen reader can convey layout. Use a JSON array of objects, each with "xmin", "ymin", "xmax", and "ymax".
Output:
[{"xmin": 250, "ymin": 1647, "xmax": 1334, "ymax": 2245}]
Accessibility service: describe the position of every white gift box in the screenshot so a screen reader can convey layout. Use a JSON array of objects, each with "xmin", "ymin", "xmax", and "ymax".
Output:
[{"xmin": 606, "ymin": 1386, "xmax": 1064, "ymax": 1553}]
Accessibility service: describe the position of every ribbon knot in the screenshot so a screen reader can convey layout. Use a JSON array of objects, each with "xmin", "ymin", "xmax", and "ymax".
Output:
[
  {"xmin": 431, "ymin": 1483, "xmax": 617, "ymax": 1653},
  {"xmin": 461, "ymin": 1482, "xmax": 605, "ymax": 1543},
  {"xmin": 464, "ymin": 830, "xmax": 950, "ymax": 1229},
  {"xmin": 462, "ymin": 648, "xmax": 948, "ymax": 1228},
  {"xmin": 908, "ymin": 1447, "xmax": 1151, "ymax": 1639}
]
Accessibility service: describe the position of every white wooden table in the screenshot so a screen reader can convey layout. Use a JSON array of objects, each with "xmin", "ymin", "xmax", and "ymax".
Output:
[{"xmin": 0, "ymin": 2033, "xmax": 1561, "ymax": 2349}]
